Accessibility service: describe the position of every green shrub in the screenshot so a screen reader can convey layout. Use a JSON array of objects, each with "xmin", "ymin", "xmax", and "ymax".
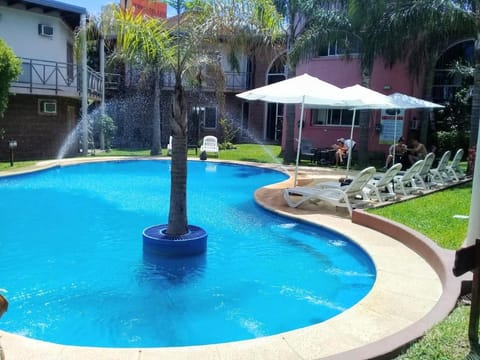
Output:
[{"xmin": 0, "ymin": 39, "xmax": 21, "ymax": 118}]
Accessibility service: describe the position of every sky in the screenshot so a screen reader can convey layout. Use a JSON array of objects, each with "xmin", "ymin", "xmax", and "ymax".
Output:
[{"xmin": 65, "ymin": 0, "xmax": 176, "ymax": 17}]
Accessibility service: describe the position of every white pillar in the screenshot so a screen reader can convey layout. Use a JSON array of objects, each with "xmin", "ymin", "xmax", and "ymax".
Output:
[
  {"xmin": 466, "ymin": 128, "xmax": 480, "ymax": 246},
  {"xmin": 81, "ymin": 14, "xmax": 89, "ymax": 154}
]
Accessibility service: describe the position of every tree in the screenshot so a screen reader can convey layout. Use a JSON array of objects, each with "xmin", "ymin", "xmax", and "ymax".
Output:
[
  {"xmin": 377, "ymin": 0, "xmax": 477, "ymax": 145},
  {"xmin": 272, "ymin": 0, "xmax": 319, "ymax": 164},
  {"xmin": 75, "ymin": 4, "xmax": 119, "ymax": 151},
  {"xmin": 115, "ymin": 7, "xmax": 172, "ymax": 156},
  {"xmin": 0, "ymin": 38, "xmax": 21, "ymax": 118},
  {"xmin": 290, "ymin": 0, "xmax": 394, "ymax": 167}
]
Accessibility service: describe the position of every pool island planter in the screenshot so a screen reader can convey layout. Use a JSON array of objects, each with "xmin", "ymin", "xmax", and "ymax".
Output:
[{"xmin": 143, "ymin": 224, "xmax": 208, "ymax": 256}]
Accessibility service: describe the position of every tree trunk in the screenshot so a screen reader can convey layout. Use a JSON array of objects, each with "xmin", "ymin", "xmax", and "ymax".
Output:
[
  {"xmin": 420, "ymin": 57, "xmax": 437, "ymax": 146},
  {"xmin": 358, "ymin": 70, "xmax": 372, "ymax": 168},
  {"xmin": 150, "ymin": 67, "xmax": 162, "ymax": 156},
  {"xmin": 167, "ymin": 77, "xmax": 188, "ymax": 236},
  {"xmin": 283, "ymin": 15, "xmax": 296, "ymax": 165},
  {"xmin": 284, "ymin": 103, "xmax": 296, "ymax": 164}
]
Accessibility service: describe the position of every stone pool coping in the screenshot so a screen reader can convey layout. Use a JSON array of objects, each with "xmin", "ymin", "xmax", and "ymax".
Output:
[{"xmin": 0, "ymin": 158, "xmax": 465, "ymax": 359}]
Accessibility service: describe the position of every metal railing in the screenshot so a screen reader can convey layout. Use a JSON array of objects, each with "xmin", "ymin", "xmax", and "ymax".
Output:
[
  {"xmin": 11, "ymin": 57, "xmax": 121, "ymax": 99},
  {"xmin": 126, "ymin": 69, "xmax": 250, "ymax": 92}
]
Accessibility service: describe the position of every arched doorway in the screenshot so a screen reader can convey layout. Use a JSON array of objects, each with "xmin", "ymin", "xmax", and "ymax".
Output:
[
  {"xmin": 432, "ymin": 39, "xmax": 474, "ymax": 103},
  {"xmin": 431, "ymin": 39, "xmax": 473, "ymax": 150}
]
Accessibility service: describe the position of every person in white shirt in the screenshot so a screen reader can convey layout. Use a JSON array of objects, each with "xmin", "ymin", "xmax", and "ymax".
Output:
[{"xmin": 332, "ymin": 138, "xmax": 356, "ymax": 166}]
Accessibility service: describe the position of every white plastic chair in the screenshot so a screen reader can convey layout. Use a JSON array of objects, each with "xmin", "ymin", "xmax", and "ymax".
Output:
[
  {"xmin": 200, "ymin": 136, "xmax": 219, "ymax": 157},
  {"xmin": 393, "ymin": 159, "xmax": 425, "ymax": 196},
  {"xmin": 414, "ymin": 152, "xmax": 436, "ymax": 189},
  {"xmin": 429, "ymin": 150, "xmax": 451, "ymax": 185},
  {"xmin": 365, "ymin": 163, "xmax": 402, "ymax": 203},
  {"xmin": 445, "ymin": 148, "xmax": 465, "ymax": 182},
  {"xmin": 167, "ymin": 136, "xmax": 173, "ymax": 155},
  {"xmin": 283, "ymin": 166, "xmax": 376, "ymax": 216}
]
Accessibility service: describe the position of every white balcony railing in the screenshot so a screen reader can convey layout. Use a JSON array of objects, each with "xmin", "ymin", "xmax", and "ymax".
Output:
[{"xmin": 11, "ymin": 57, "xmax": 120, "ymax": 99}]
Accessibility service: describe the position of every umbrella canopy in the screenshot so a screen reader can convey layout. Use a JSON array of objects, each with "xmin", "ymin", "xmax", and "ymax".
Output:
[
  {"xmin": 388, "ymin": 92, "xmax": 444, "ymax": 110},
  {"xmin": 386, "ymin": 93, "xmax": 444, "ymax": 165},
  {"xmin": 341, "ymin": 84, "xmax": 396, "ymax": 110},
  {"xmin": 339, "ymin": 85, "xmax": 396, "ymax": 175},
  {"xmin": 237, "ymin": 73, "xmax": 347, "ymax": 186},
  {"xmin": 236, "ymin": 73, "xmax": 346, "ymax": 107}
]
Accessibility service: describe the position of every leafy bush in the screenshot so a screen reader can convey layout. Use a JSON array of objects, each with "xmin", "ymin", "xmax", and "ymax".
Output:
[
  {"xmin": 0, "ymin": 39, "xmax": 21, "ymax": 118},
  {"xmin": 219, "ymin": 118, "xmax": 238, "ymax": 147},
  {"xmin": 436, "ymin": 130, "xmax": 468, "ymax": 153},
  {"xmin": 93, "ymin": 114, "xmax": 117, "ymax": 150}
]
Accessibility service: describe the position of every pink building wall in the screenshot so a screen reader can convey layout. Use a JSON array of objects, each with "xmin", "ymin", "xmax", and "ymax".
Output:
[{"xmin": 285, "ymin": 56, "xmax": 425, "ymax": 156}]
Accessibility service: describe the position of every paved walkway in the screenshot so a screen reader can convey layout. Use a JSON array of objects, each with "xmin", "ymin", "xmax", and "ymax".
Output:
[{"xmin": 0, "ymin": 159, "xmax": 462, "ymax": 359}]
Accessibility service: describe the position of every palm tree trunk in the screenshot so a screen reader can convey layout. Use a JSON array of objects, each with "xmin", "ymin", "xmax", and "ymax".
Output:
[
  {"xmin": 150, "ymin": 67, "xmax": 162, "ymax": 156},
  {"xmin": 420, "ymin": 58, "xmax": 437, "ymax": 146},
  {"xmin": 167, "ymin": 78, "xmax": 188, "ymax": 236},
  {"xmin": 358, "ymin": 69, "xmax": 372, "ymax": 167},
  {"xmin": 283, "ymin": 15, "xmax": 296, "ymax": 165}
]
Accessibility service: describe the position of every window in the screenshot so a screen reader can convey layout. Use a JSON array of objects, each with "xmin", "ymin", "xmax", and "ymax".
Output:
[
  {"xmin": 192, "ymin": 106, "xmax": 218, "ymax": 129},
  {"xmin": 311, "ymin": 109, "xmax": 358, "ymax": 126},
  {"xmin": 38, "ymin": 99, "xmax": 57, "ymax": 115},
  {"xmin": 38, "ymin": 24, "xmax": 54, "ymax": 37},
  {"xmin": 204, "ymin": 107, "xmax": 217, "ymax": 129},
  {"xmin": 316, "ymin": 35, "xmax": 361, "ymax": 57}
]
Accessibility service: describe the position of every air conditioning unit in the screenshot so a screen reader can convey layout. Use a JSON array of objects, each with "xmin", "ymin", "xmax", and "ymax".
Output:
[
  {"xmin": 42, "ymin": 102, "xmax": 57, "ymax": 114},
  {"xmin": 38, "ymin": 24, "xmax": 54, "ymax": 37}
]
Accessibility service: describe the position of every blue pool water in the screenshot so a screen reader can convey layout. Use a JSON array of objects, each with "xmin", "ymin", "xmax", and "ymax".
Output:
[{"xmin": 0, "ymin": 160, "xmax": 375, "ymax": 348}]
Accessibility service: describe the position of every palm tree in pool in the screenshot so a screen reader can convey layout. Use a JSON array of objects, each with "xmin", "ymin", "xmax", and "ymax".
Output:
[
  {"xmin": 165, "ymin": 0, "xmax": 282, "ymax": 236},
  {"xmin": 116, "ymin": 0, "xmax": 282, "ymax": 243}
]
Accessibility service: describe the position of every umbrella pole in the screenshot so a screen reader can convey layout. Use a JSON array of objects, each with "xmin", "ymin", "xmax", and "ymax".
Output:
[
  {"xmin": 392, "ymin": 111, "xmax": 398, "ymax": 166},
  {"xmin": 345, "ymin": 109, "xmax": 356, "ymax": 177},
  {"xmin": 293, "ymin": 99, "xmax": 306, "ymax": 187}
]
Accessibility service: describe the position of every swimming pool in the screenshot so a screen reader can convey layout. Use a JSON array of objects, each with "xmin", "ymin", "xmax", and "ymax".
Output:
[{"xmin": 0, "ymin": 160, "xmax": 375, "ymax": 348}]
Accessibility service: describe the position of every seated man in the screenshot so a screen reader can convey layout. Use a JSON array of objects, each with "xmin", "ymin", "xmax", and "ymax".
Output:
[
  {"xmin": 384, "ymin": 136, "xmax": 407, "ymax": 170},
  {"xmin": 407, "ymin": 138, "xmax": 427, "ymax": 165}
]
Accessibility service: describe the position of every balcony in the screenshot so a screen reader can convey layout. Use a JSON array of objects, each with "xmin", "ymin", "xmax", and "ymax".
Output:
[
  {"xmin": 11, "ymin": 57, "xmax": 121, "ymax": 100},
  {"xmin": 125, "ymin": 68, "xmax": 250, "ymax": 92}
]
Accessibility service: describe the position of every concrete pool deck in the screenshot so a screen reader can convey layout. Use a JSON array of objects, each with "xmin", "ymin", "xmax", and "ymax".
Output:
[{"xmin": 0, "ymin": 159, "xmax": 466, "ymax": 359}]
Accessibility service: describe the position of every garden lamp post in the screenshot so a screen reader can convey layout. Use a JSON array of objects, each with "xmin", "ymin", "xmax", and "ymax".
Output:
[{"xmin": 8, "ymin": 140, "xmax": 17, "ymax": 167}]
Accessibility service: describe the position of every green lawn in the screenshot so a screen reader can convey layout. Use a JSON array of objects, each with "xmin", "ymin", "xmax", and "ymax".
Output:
[
  {"xmin": 368, "ymin": 182, "xmax": 471, "ymax": 250},
  {"xmin": 95, "ymin": 144, "xmax": 284, "ymax": 163},
  {"xmin": 369, "ymin": 182, "xmax": 473, "ymax": 359},
  {"xmin": 0, "ymin": 144, "xmax": 475, "ymax": 358}
]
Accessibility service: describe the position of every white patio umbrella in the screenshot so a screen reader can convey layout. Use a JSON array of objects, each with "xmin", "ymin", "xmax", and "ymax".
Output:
[
  {"xmin": 339, "ymin": 85, "xmax": 396, "ymax": 175},
  {"xmin": 387, "ymin": 93, "xmax": 444, "ymax": 163},
  {"xmin": 237, "ymin": 73, "xmax": 347, "ymax": 186}
]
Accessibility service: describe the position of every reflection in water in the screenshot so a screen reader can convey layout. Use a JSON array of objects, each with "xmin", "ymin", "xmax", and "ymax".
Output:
[{"xmin": 141, "ymin": 252, "xmax": 207, "ymax": 286}]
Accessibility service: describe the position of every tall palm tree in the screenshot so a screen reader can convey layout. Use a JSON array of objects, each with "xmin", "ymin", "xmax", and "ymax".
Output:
[
  {"xmin": 115, "ymin": 7, "xmax": 172, "ymax": 156},
  {"xmin": 290, "ymin": 0, "xmax": 391, "ymax": 166},
  {"xmin": 272, "ymin": 0, "xmax": 335, "ymax": 164},
  {"xmin": 77, "ymin": 5, "xmax": 118, "ymax": 150}
]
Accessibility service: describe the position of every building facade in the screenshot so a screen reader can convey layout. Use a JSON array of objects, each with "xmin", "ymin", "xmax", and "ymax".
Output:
[{"xmin": 0, "ymin": 0, "xmax": 102, "ymax": 161}]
